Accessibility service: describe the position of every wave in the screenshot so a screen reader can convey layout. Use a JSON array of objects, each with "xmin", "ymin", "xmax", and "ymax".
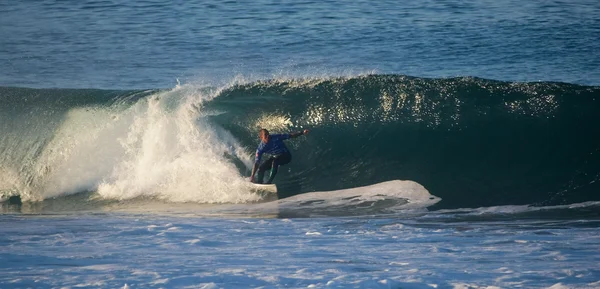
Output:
[{"xmin": 1, "ymin": 74, "xmax": 599, "ymax": 210}]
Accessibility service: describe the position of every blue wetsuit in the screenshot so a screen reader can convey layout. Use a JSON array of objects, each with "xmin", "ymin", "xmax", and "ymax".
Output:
[{"xmin": 254, "ymin": 134, "xmax": 293, "ymax": 184}]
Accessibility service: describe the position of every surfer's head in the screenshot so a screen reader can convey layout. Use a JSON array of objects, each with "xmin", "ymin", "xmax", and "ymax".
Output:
[{"xmin": 259, "ymin": 129, "xmax": 270, "ymax": 143}]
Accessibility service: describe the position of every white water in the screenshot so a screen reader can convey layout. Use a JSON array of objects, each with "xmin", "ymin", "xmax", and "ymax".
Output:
[
  {"xmin": 95, "ymin": 86, "xmax": 256, "ymax": 203},
  {"xmin": 1, "ymin": 84, "xmax": 263, "ymax": 203}
]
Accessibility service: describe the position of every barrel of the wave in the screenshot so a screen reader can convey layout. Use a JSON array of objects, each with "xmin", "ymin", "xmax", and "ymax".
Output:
[{"xmin": 214, "ymin": 76, "xmax": 600, "ymax": 207}]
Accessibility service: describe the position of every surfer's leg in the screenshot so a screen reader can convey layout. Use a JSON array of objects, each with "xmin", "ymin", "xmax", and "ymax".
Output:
[
  {"xmin": 256, "ymin": 158, "xmax": 273, "ymax": 184},
  {"xmin": 255, "ymin": 170, "xmax": 265, "ymax": 184},
  {"xmin": 266, "ymin": 153, "xmax": 291, "ymax": 184},
  {"xmin": 266, "ymin": 159, "xmax": 279, "ymax": 184}
]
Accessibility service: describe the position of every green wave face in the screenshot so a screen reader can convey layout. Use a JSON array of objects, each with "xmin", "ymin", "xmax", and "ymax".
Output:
[{"xmin": 207, "ymin": 75, "xmax": 600, "ymax": 207}]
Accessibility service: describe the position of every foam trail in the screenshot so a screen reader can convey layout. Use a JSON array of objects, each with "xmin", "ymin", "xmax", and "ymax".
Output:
[
  {"xmin": 214, "ymin": 180, "xmax": 441, "ymax": 217},
  {"xmin": 278, "ymin": 180, "xmax": 440, "ymax": 208}
]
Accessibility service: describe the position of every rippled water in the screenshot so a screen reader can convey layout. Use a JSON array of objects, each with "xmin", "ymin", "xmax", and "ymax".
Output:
[
  {"xmin": 1, "ymin": 0, "xmax": 599, "ymax": 88},
  {"xmin": 2, "ymin": 0, "xmax": 599, "ymax": 288}
]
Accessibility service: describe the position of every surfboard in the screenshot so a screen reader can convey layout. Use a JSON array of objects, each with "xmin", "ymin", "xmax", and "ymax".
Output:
[{"xmin": 250, "ymin": 183, "xmax": 278, "ymax": 193}]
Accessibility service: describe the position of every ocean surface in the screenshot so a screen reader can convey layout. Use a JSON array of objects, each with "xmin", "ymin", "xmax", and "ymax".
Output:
[{"xmin": 1, "ymin": 0, "xmax": 600, "ymax": 288}]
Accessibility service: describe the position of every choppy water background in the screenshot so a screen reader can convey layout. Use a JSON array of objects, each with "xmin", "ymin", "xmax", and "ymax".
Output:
[
  {"xmin": 1, "ymin": 0, "xmax": 599, "ymax": 88},
  {"xmin": 1, "ymin": 0, "xmax": 600, "ymax": 288}
]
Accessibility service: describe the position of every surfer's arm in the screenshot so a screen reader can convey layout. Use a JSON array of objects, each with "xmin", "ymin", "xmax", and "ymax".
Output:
[
  {"xmin": 289, "ymin": 129, "xmax": 310, "ymax": 138},
  {"xmin": 250, "ymin": 150, "xmax": 263, "ymax": 180},
  {"xmin": 250, "ymin": 163, "xmax": 259, "ymax": 180}
]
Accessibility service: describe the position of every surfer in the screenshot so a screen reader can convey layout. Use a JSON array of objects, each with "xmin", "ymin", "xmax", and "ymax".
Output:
[{"xmin": 250, "ymin": 128, "xmax": 310, "ymax": 184}]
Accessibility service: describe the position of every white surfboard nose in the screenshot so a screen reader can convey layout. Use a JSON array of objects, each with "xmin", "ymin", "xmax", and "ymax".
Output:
[{"xmin": 250, "ymin": 183, "xmax": 278, "ymax": 193}]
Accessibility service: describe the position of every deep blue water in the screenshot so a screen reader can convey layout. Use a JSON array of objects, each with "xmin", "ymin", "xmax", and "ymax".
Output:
[
  {"xmin": 2, "ymin": 1, "xmax": 600, "ymax": 288},
  {"xmin": 1, "ymin": 0, "xmax": 599, "ymax": 89}
]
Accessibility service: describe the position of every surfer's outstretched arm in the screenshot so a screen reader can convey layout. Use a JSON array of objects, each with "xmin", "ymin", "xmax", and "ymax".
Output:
[{"xmin": 289, "ymin": 129, "xmax": 310, "ymax": 138}]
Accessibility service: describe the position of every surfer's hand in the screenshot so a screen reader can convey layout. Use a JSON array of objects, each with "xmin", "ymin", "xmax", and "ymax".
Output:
[{"xmin": 303, "ymin": 129, "xmax": 309, "ymax": 135}]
